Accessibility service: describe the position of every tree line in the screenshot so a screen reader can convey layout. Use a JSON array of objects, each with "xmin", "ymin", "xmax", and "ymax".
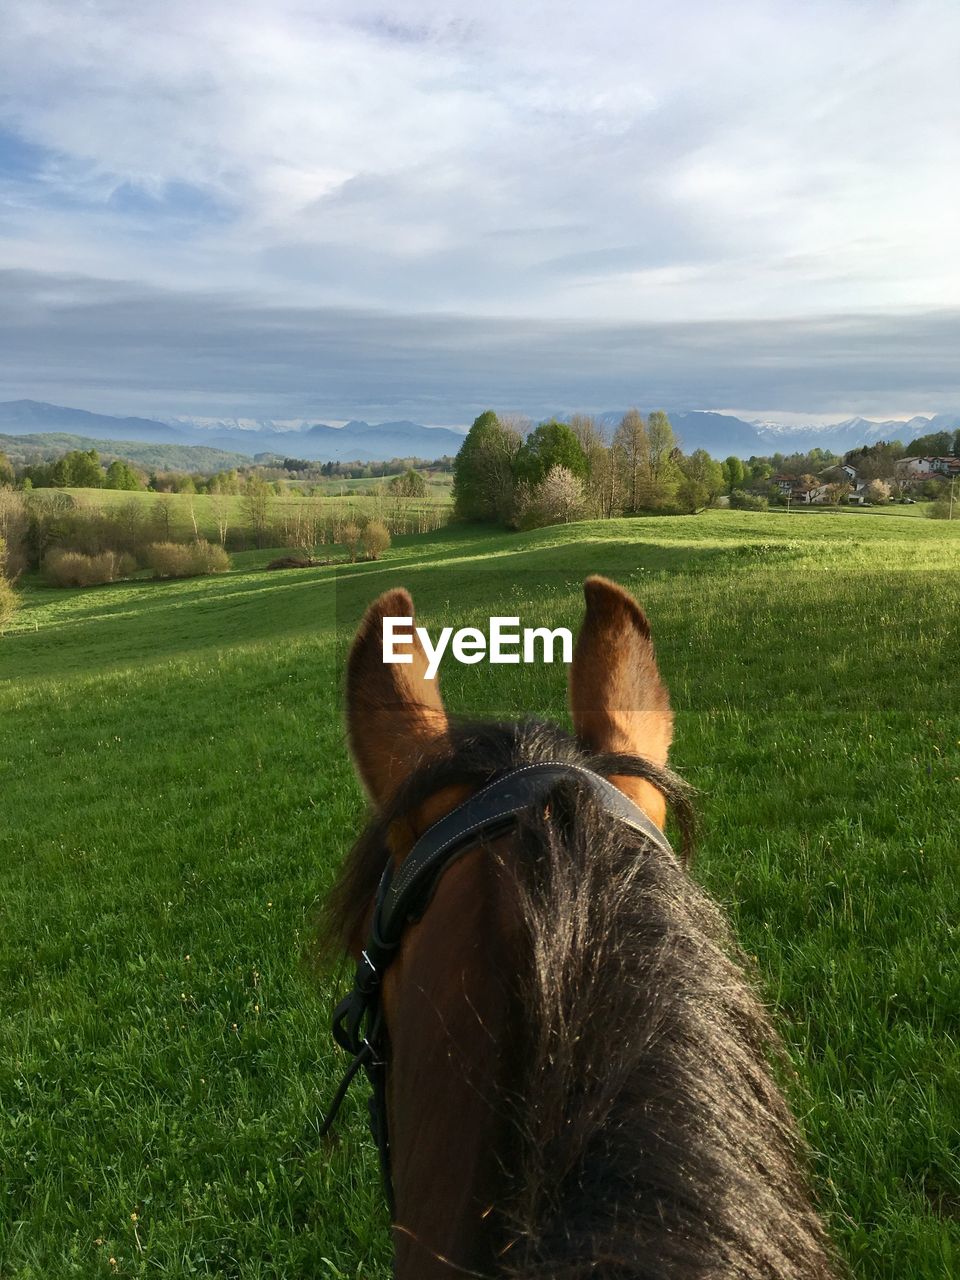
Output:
[
  {"xmin": 3, "ymin": 446, "xmax": 450, "ymax": 498},
  {"xmin": 454, "ymin": 410, "xmax": 761, "ymax": 526}
]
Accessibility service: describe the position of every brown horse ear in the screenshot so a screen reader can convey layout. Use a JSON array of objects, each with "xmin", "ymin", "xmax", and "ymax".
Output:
[
  {"xmin": 569, "ymin": 576, "xmax": 673, "ymax": 826},
  {"xmin": 346, "ymin": 588, "xmax": 449, "ymax": 808}
]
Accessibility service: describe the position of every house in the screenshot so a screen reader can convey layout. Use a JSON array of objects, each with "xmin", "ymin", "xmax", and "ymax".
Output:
[
  {"xmin": 931, "ymin": 456, "xmax": 960, "ymax": 478},
  {"xmin": 771, "ymin": 473, "xmax": 794, "ymax": 494},
  {"xmin": 793, "ymin": 483, "xmax": 830, "ymax": 504},
  {"xmin": 896, "ymin": 456, "xmax": 937, "ymax": 478},
  {"xmin": 821, "ymin": 464, "xmax": 855, "ymax": 484}
]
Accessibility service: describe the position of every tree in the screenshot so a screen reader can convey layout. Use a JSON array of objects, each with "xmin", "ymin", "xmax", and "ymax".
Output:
[
  {"xmin": 675, "ymin": 477, "xmax": 710, "ymax": 513},
  {"xmin": 824, "ymin": 482, "xmax": 853, "ymax": 506},
  {"xmin": 568, "ymin": 414, "xmax": 610, "ymax": 518},
  {"xmin": 903, "ymin": 430, "xmax": 953, "ymax": 458},
  {"xmin": 865, "ymin": 478, "xmax": 891, "ymax": 504},
  {"xmin": 513, "ymin": 466, "xmax": 584, "ymax": 529},
  {"xmin": 452, "ymin": 411, "xmax": 522, "ymax": 522},
  {"xmin": 24, "ymin": 489, "xmax": 74, "ymax": 568},
  {"xmin": 723, "ymin": 456, "xmax": 745, "ymax": 489},
  {"xmin": 644, "ymin": 411, "xmax": 679, "ymax": 504},
  {"xmin": 151, "ymin": 495, "xmax": 175, "ymax": 542},
  {"xmin": 613, "ymin": 409, "xmax": 647, "ymax": 512},
  {"xmin": 680, "ymin": 449, "xmax": 724, "ymax": 503},
  {"xmin": 242, "ymin": 476, "xmax": 273, "ymax": 548},
  {"xmin": 514, "ymin": 421, "xmax": 588, "ymax": 488},
  {"xmin": 0, "ymin": 452, "xmax": 13, "ymax": 486},
  {"xmin": 53, "ymin": 449, "xmax": 103, "ymax": 488},
  {"xmin": 389, "ymin": 469, "xmax": 428, "ymax": 499},
  {"xmin": 535, "ymin": 465, "xmax": 584, "ymax": 524},
  {"xmin": 105, "ymin": 459, "xmax": 143, "ymax": 490},
  {"xmin": 210, "ymin": 492, "xmax": 230, "ymax": 547},
  {"xmin": 0, "ymin": 486, "xmax": 29, "ymax": 576},
  {"xmin": 0, "ymin": 536, "xmax": 19, "ymax": 630}
]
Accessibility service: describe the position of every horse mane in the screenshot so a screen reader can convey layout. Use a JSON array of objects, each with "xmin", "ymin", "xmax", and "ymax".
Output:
[{"xmin": 324, "ymin": 718, "xmax": 838, "ymax": 1280}]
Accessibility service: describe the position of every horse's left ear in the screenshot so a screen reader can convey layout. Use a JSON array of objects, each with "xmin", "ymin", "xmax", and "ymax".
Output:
[
  {"xmin": 568, "ymin": 575, "xmax": 673, "ymax": 826},
  {"xmin": 346, "ymin": 588, "xmax": 449, "ymax": 809}
]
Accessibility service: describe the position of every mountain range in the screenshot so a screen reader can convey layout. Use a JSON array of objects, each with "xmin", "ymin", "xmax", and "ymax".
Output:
[
  {"xmin": 1, "ymin": 400, "xmax": 957, "ymax": 463},
  {"xmin": 0, "ymin": 401, "xmax": 465, "ymax": 463}
]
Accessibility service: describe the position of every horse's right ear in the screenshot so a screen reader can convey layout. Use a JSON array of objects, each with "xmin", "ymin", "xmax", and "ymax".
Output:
[
  {"xmin": 569, "ymin": 575, "xmax": 673, "ymax": 827},
  {"xmin": 346, "ymin": 588, "xmax": 449, "ymax": 809}
]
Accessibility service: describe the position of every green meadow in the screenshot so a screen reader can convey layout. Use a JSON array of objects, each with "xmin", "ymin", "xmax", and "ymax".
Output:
[
  {"xmin": 56, "ymin": 482, "xmax": 452, "ymax": 544},
  {"xmin": 1, "ymin": 509, "xmax": 959, "ymax": 1278}
]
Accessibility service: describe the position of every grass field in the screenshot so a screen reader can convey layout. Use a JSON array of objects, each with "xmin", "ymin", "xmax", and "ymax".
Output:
[
  {"xmin": 1, "ymin": 509, "xmax": 959, "ymax": 1278},
  {"xmin": 54, "ymin": 484, "xmax": 452, "ymax": 545}
]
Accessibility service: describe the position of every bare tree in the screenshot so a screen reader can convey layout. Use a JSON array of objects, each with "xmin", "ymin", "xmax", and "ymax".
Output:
[
  {"xmin": 210, "ymin": 492, "xmax": 230, "ymax": 547},
  {"xmin": 151, "ymin": 494, "xmax": 175, "ymax": 542},
  {"xmin": 613, "ymin": 409, "xmax": 647, "ymax": 513},
  {"xmin": 568, "ymin": 414, "xmax": 610, "ymax": 517},
  {"xmin": 242, "ymin": 477, "xmax": 273, "ymax": 548},
  {"xmin": 0, "ymin": 487, "xmax": 29, "ymax": 576}
]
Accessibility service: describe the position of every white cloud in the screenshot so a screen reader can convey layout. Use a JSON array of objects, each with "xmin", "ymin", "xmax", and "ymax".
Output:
[{"xmin": 0, "ymin": 0, "xmax": 958, "ymax": 399}]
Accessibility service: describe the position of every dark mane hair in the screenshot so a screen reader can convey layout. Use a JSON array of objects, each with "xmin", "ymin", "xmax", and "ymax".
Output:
[{"xmin": 325, "ymin": 718, "xmax": 838, "ymax": 1280}]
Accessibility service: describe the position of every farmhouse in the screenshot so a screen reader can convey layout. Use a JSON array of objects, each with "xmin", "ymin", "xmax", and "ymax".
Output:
[
  {"xmin": 793, "ymin": 483, "xmax": 830, "ymax": 504},
  {"xmin": 896, "ymin": 456, "xmax": 937, "ymax": 478}
]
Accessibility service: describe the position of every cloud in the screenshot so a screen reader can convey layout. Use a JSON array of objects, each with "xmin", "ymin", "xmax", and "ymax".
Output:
[
  {"xmin": 1, "ymin": 0, "xmax": 958, "ymax": 323},
  {"xmin": 2, "ymin": 268, "xmax": 958, "ymax": 422}
]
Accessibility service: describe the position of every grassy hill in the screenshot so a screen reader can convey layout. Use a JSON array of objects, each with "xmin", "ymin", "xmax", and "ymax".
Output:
[
  {"xmin": 0, "ymin": 432, "xmax": 254, "ymax": 473},
  {"xmin": 1, "ymin": 509, "xmax": 959, "ymax": 1278}
]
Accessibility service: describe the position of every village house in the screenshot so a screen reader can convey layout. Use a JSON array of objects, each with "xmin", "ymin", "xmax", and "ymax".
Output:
[
  {"xmin": 896, "ymin": 456, "xmax": 938, "ymax": 478},
  {"xmin": 793, "ymin": 483, "xmax": 830, "ymax": 504}
]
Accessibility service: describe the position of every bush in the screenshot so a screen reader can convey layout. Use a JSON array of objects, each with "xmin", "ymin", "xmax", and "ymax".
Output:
[
  {"xmin": 926, "ymin": 500, "xmax": 954, "ymax": 521},
  {"xmin": 146, "ymin": 539, "xmax": 231, "ymax": 579},
  {"xmin": 511, "ymin": 466, "xmax": 584, "ymax": 529},
  {"xmin": 341, "ymin": 521, "xmax": 362, "ymax": 562},
  {"xmin": 729, "ymin": 489, "xmax": 769, "ymax": 511},
  {"xmin": 361, "ymin": 520, "xmax": 391, "ymax": 560},
  {"xmin": 190, "ymin": 540, "xmax": 231, "ymax": 574},
  {"xmin": 45, "ymin": 548, "xmax": 137, "ymax": 587}
]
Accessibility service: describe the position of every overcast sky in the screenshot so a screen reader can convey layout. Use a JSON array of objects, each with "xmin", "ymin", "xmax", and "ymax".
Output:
[{"xmin": 2, "ymin": 0, "xmax": 959, "ymax": 424}]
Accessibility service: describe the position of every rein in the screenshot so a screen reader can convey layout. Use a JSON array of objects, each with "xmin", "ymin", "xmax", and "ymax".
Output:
[{"xmin": 319, "ymin": 761, "xmax": 675, "ymax": 1213}]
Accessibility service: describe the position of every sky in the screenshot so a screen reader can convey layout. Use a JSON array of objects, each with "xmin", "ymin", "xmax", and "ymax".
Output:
[{"xmin": 1, "ymin": 0, "xmax": 959, "ymax": 425}]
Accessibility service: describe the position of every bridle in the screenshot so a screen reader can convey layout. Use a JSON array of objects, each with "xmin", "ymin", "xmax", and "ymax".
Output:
[{"xmin": 319, "ymin": 761, "xmax": 676, "ymax": 1214}]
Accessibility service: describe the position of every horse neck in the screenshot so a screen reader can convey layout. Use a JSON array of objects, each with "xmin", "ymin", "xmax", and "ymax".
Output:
[{"xmin": 383, "ymin": 841, "xmax": 521, "ymax": 1280}]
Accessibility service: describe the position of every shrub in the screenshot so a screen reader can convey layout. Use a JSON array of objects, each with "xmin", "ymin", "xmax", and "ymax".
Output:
[
  {"xmin": 45, "ymin": 548, "xmax": 136, "ymax": 588},
  {"xmin": 190, "ymin": 540, "xmax": 231, "ymax": 574},
  {"xmin": 361, "ymin": 520, "xmax": 391, "ymax": 560},
  {"xmin": 341, "ymin": 521, "xmax": 362, "ymax": 562},
  {"xmin": 729, "ymin": 489, "xmax": 769, "ymax": 511},
  {"xmin": 512, "ymin": 466, "xmax": 584, "ymax": 529},
  {"xmin": 146, "ymin": 539, "xmax": 231, "ymax": 579},
  {"xmin": 926, "ymin": 500, "xmax": 953, "ymax": 521}
]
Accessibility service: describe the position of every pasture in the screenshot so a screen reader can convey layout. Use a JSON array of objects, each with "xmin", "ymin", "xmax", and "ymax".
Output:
[
  {"xmin": 1, "ymin": 509, "xmax": 959, "ymax": 1278},
  {"xmin": 55, "ymin": 482, "xmax": 452, "ymax": 546}
]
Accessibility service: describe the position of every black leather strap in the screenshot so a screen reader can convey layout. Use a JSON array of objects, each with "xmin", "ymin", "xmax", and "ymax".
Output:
[{"xmin": 376, "ymin": 762, "xmax": 674, "ymax": 943}]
